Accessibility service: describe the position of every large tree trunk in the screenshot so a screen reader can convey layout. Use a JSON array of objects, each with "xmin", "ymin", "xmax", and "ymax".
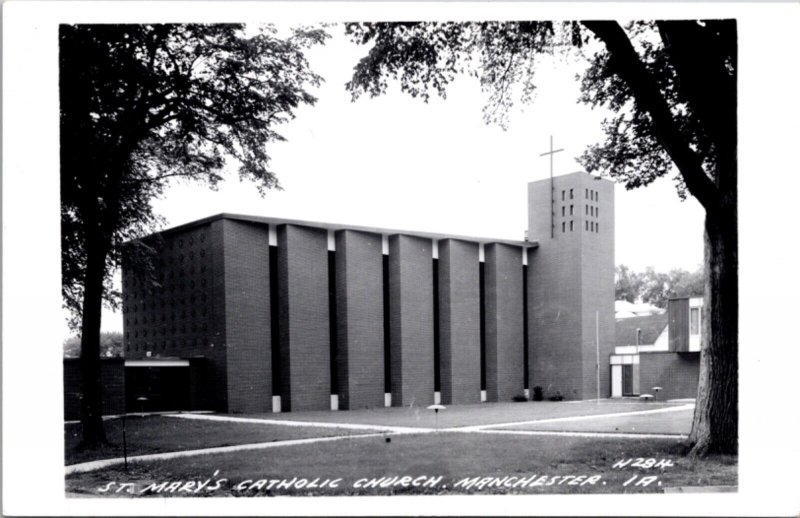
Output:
[
  {"xmin": 78, "ymin": 226, "xmax": 110, "ymax": 448},
  {"xmin": 688, "ymin": 206, "xmax": 738, "ymax": 456}
]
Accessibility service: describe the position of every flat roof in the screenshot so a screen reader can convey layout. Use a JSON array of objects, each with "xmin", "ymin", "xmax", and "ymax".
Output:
[{"xmin": 145, "ymin": 213, "xmax": 539, "ymax": 249}]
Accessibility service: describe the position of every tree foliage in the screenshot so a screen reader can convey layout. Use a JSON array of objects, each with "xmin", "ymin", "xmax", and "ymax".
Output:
[
  {"xmin": 61, "ymin": 23, "xmax": 327, "ymax": 328},
  {"xmin": 616, "ymin": 264, "xmax": 704, "ymax": 307},
  {"xmin": 64, "ymin": 332, "xmax": 123, "ymax": 359}
]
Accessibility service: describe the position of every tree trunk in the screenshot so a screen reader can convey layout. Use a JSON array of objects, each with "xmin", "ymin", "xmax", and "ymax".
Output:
[
  {"xmin": 78, "ymin": 226, "xmax": 110, "ymax": 448},
  {"xmin": 688, "ymin": 206, "xmax": 738, "ymax": 456}
]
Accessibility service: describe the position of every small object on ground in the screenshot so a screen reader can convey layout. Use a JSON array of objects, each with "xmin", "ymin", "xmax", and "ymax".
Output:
[
  {"xmin": 652, "ymin": 386, "xmax": 662, "ymax": 401},
  {"xmin": 639, "ymin": 394, "xmax": 654, "ymax": 401},
  {"xmin": 426, "ymin": 404, "xmax": 446, "ymax": 432}
]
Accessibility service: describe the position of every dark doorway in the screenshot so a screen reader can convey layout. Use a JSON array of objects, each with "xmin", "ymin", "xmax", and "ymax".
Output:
[
  {"xmin": 622, "ymin": 364, "xmax": 634, "ymax": 396},
  {"xmin": 125, "ymin": 366, "xmax": 190, "ymax": 412}
]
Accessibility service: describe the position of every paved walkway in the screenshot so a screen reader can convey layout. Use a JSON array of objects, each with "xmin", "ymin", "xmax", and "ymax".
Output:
[
  {"xmin": 169, "ymin": 412, "xmax": 427, "ymax": 434},
  {"xmin": 455, "ymin": 404, "xmax": 695, "ymax": 432}
]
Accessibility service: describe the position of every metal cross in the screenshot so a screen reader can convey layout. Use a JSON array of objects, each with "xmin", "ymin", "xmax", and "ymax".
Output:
[{"xmin": 539, "ymin": 136, "xmax": 564, "ymax": 238}]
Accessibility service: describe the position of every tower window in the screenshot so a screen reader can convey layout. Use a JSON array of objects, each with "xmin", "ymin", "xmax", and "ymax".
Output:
[
  {"xmin": 585, "ymin": 188, "xmax": 589, "ymax": 199},
  {"xmin": 570, "ymin": 205, "xmax": 573, "ymax": 216},
  {"xmin": 569, "ymin": 220, "xmax": 574, "ymax": 232},
  {"xmin": 562, "ymin": 190, "xmax": 565, "ymax": 201},
  {"xmin": 591, "ymin": 221, "xmax": 595, "ymax": 232},
  {"xmin": 562, "ymin": 206, "xmax": 565, "ymax": 217},
  {"xmin": 562, "ymin": 221, "xmax": 566, "ymax": 233},
  {"xmin": 585, "ymin": 204, "xmax": 588, "ymax": 215},
  {"xmin": 596, "ymin": 207, "xmax": 599, "ymax": 218},
  {"xmin": 569, "ymin": 189, "xmax": 574, "ymax": 199},
  {"xmin": 585, "ymin": 220, "xmax": 589, "ymax": 231},
  {"xmin": 596, "ymin": 222, "xmax": 600, "ymax": 233},
  {"xmin": 596, "ymin": 192, "xmax": 600, "ymax": 202}
]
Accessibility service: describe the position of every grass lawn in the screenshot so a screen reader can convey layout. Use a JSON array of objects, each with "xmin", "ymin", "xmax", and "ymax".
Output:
[
  {"xmin": 500, "ymin": 408, "xmax": 694, "ymax": 435},
  {"xmin": 65, "ymin": 415, "xmax": 371, "ymax": 465},
  {"xmin": 239, "ymin": 400, "xmax": 687, "ymax": 429},
  {"xmin": 65, "ymin": 431, "xmax": 736, "ymax": 496}
]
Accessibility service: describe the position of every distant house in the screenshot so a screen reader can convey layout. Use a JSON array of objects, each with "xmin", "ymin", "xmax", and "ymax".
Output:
[
  {"xmin": 614, "ymin": 300, "xmax": 665, "ymax": 319},
  {"xmin": 609, "ymin": 297, "xmax": 702, "ymax": 400}
]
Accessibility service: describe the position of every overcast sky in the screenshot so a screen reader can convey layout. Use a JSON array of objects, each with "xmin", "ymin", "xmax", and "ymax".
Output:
[{"xmin": 82, "ymin": 25, "xmax": 705, "ymax": 337}]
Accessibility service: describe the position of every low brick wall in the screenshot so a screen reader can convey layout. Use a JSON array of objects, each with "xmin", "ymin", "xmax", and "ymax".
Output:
[
  {"xmin": 638, "ymin": 351, "xmax": 699, "ymax": 400},
  {"xmin": 63, "ymin": 358, "xmax": 126, "ymax": 420}
]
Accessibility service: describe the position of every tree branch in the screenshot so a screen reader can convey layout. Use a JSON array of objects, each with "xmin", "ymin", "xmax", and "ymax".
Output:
[{"xmin": 581, "ymin": 20, "xmax": 721, "ymax": 212}]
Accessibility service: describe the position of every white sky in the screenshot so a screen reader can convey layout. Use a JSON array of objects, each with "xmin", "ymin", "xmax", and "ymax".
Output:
[{"xmin": 84, "ymin": 25, "xmax": 706, "ymax": 337}]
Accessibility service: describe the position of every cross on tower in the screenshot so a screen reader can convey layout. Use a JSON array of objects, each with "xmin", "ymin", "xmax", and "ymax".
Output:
[{"xmin": 539, "ymin": 136, "xmax": 564, "ymax": 238}]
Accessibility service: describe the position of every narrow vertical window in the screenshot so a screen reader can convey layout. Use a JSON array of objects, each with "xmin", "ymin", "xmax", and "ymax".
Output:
[
  {"xmin": 596, "ymin": 192, "xmax": 600, "ymax": 202},
  {"xmin": 596, "ymin": 207, "xmax": 599, "ymax": 218},
  {"xmin": 433, "ymin": 258, "xmax": 440, "ymax": 394},
  {"xmin": 596, "ymin": 222, "xmax": 600, "ymax": 233},
  {"xmin": 569, "ymin": 189, "xmax": 574, "ymax": 199},
  {"xmin": 328, "ymin": 251, "xmax": 338, "ymax": 397},
  {"xmin": 522, "ymin": 263, "xmax": 529, "ymax": 390},
  {"xmin": 562, "ymin": 190, "xmax": 565, "ymax": 201},
  {"xmin": 585, "ymin": 188, "xmax": 589, "ymax": 199},
  {"xmin": 562, "ymin": 221, "xmax": 566, "ymax": 233},
  {"xmin": 561, "ymin": 206, "xmax": 565, "ymax": 217},
  {"xmin": 270, "ymin": 245, "xmax": 281, "ymax": 398},
  {"xmin": 690, "ymin": 307, "xmax": 700, "ymax": 335},
  {"xmin": 382, "ymin": 254, "xmax": 391, "ymax": 394},
  {"xmin": 585, "ymin": 205, "xmax": 588, "ymax": 215},
  {"xmin": 570, "ymin": 205, "xmax": 573, "ymax": 216},
  {"xmin": 570, "ymin": 220, "xmax": 574, "ymax": 232},
  {"xmin": 591, "ymin": 221, "xmax": 594, "ymax": 232},
  {"xmin": 479, "ymin": 261, "xmax": 486, "ymax": 393},
  {"xmin": 585, "ymin": 220, "xmax": 588, "ymax": 231}
]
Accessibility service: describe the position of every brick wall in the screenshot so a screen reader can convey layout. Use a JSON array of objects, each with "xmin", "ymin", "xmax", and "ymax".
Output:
[
  {"xmin": 438, "ymin": 239, "xmax": 481, "ymax": 404},
  {"xmin": 335, "ymin": 230, "xmax": 385, "ymax": 410},
  {"xmin": 277, "ymin": 224, "xmax": 331, "ymax": 411},
  {"xmin": 221, "ymin": 219, "xmax": 273, "ymax": 413},
  {"xmin": 527, "ymin": 173, "xmax": 615, "ymax": 400},
  {"xmin": 578, "ymin": 176, "xmax": 616, "ymax": 400},
  {"xmin": 388, "ymin": 234, "xmax": 435, "ymax": 407},
  {"xmin": 639, "ymin": 352, "xmax": 699, "ymax": 400},
  {"xmin": 122, "ymin": 221, "xmax": 228, "ymax": 411},
  {"xmin": 64, "ymin": 358, "xmax": 125, "ymax": 420},
  {"xmin": 484, "ymin": 243, "xmax": 525, "ymax": 402}
]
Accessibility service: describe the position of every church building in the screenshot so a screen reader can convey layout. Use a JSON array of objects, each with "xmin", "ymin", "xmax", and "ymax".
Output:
[{"xmin": 118, "ymin": 172, "xmax": 615, "ymax": 414}]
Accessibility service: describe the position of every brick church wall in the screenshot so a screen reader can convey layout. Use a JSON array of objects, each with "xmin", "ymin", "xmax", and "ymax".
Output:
[
  {"xmin": 277, "ymin": 224, "xmax": 331, "ymax": 411},
  {"xmin": 388, "ymin": 234, "xmax": 435, "ymax": 407},
  {"xmin": 437, "ymin": 239, "xmax": 481, "ymax": 405},
  {"xmin": 639, "ymin": 352, "xmax": 700, "ymax": 400},
  {"xmin": 221, "ymin": 219, "xmax": 273, "ymax": 413},
  {"xmin": 335, "ymin": 230, "xmax": 385, "ymax": 410},
  {"xmin": 63, "ymin": 358, "xmax": 125, "ymax": 420},
  {"xmin": 484, "ymin": 243, "xmax": 525, "ymax": 402}
]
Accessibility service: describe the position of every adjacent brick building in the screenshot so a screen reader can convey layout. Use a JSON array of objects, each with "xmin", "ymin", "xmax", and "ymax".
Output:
[{"xmin": 117, "ymin": 172, "xmax": 617, "ymax": 414}]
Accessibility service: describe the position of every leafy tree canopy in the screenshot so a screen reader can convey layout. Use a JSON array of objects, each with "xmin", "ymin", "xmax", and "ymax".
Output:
[
  {"xmin": 64, "ymin": 332, "xmax": 123, "ymax": 358},
  {"xmin": 61, "ymin": 24, "xmax": 327, "ymax": 329},
  {"xmin": 616, "ymin": 264, "xmax": 705, "ymax": 307},
  {"xmin": 346, "ymin": 21, "xmax": 735, "ymax": 204}
]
